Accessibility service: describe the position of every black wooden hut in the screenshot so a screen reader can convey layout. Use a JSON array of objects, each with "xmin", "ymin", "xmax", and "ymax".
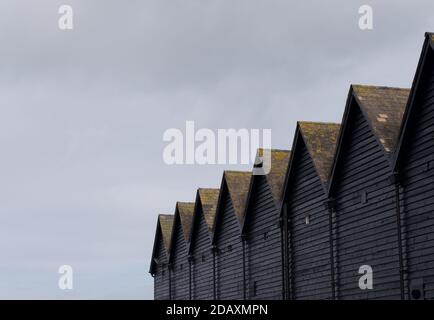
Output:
[
  {"xmin": 213, "ymin": 171, "xmax": 252, "ymax": 300},
  {"xmin": 328, "ymin": 85, "xmax": 410, "ymax": 299},
  {"xmin": 150, "ymin": 214, "xmax": 174, "ymax": 300},
  {"xmin": 282, "ymin": 122, "xmax": 340, "ymax": 300},
  {"xmin": 169, "ymin": 202, "xmax": 195, "ymax": 300},
  {"xmin": 393, "ymin": 33, "xmax": 434, "ymax": 300},
  {"xmin": 189, "ymin": 188, "xmax": 220, "ymax": 300},
  {"xmin": 242, "ymin": 149, "xmax": 290, "ymax": 300},
  {"xmin": 150, "ymin": 32, "xmax": 434, "ymax": 301}
]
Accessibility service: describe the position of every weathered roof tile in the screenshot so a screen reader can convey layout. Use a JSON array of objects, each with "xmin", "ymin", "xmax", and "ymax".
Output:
[
  {"xmin": 198, "ymin": 188, "xmax": 220, "ymax": 233},
  {"xmin": 352, "ymin": 85, "xmax": 410, "ymax": 154},
  {"xmin": 224, "ymin": 171, "xmax": 252, "ymax": 223},
  {"xmin": 255, "ymin": 149, "xmax": 291, "ymax": 202},
  {"xmin": 159, "ymin": 214, "xmax": 174, "ymax": 253},
  {"xmin": 176, "ymin": 202, "xmax": 195, "ymax": 242},
  {"xmin": 299, "ymin": 122, "xmax": 340, "ymax": 183}
]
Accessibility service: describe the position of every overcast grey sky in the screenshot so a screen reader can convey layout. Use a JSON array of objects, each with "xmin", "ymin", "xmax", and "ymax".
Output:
[{"xmin": 0, "ymin": 0, "xmax": 433, "ymax": 299}]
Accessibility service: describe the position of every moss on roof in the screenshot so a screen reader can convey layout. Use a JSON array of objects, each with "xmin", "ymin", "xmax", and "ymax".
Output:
[
  {"xmin": 198, "ymin": 188, "xmax": 220, "ymax": 233},
  {"xmin": 352, "ymin": 85, "xmax": 410, "ymax": 154},
  {"xmin": 224, "ymin": 171, "xmax": 252, "ymax": 223},
  {"xmin": 255, "ymin": 149, "xmax": 291, "ymax": 201},
  {"xmin": 299, "ymin": 122, "xmax": 341, "ymax": 183},
  {"xmin": 159, "ymin": 214, "xmax": 174, "ymax": 253},
  {"xmin": 176, "ymin": 202, "xmax": 195, "ymax": 243}
]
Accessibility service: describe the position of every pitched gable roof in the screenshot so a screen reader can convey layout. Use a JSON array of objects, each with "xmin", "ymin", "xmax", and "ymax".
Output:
[
  {"xmin": 352, "ymin": 85, "xmax": 409, "ymax": 154},
  {"xmin": 394, "ymin": 32, "xmax": 434, "ymax": 169},
  {"xmin": 159, "ymin": 214, "xmax": 174, "ymax": 253},
  {"xmin": 198, "ymin": 188, "xmax": 220, "ymax": 233},
  {"xmin": 188, "ymin": 188, "xmax": 220, "ymax": 254},
  {"xmin": 176, "ymin": 202, "xmax": 195, "ymax": 243},
  {"xmin": 222, "ymin": 171, "xmax": 252, "ymax": 224},
  {"xmin": 149, "ymin": 214, "xmax": 174, "ymax": 274},
  {"xmin": 328, "ymin": 85, "xmax": 409, "ymax": 195},
  {"xmin": 299, "ymin": 122, "xmax": 340, "ymax": 183},
  {"xmin": 255, "ymin": 149, "xmax": 290, "ymax": 202}
]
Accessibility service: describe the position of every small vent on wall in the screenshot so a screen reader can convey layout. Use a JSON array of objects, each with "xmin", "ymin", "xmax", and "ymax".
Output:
[
  {"xmin": 361, "ymin": 191, "xmax": 368, "ymax": 204},
  {"xmin": 410, "ymin": 279, "xmax": 425, "ymax": 300},
  {"xmin": 425, "ymin": 155, "xmax": 433, "ymax": 172}
]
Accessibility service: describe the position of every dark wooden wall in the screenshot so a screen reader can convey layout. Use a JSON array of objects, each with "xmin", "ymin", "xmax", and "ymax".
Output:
[
  {"xmin": 332, "ymin": 105, "xmax": 401, "ymax": 299},
  {"xmin": 215, "ymin": 188, "xmax": 244, "ymax": 300},
  {"xmin": 152, "ymin": 36, "xmax": 434, "ymax": 301},
  {"xmin": 286, "ymin": 139, "xmax": 333, "ymax": 299},
  {"xmin": 154, "ymin": 236, "xmax": 171, "ymax": 300},
  {"xmin": 191, "ymin": 206, "xmax": 215, "ymax": 300},
  {"xmin": 170, "ymin": 218, "xmax": 190, "ymax": 300},
  {"xmin": 399, "ymin": 64, "xmax": 434, "ymax": 300},
  {"xmin": 244, "ymin": 175, "xmax": 283, "ymax": 300}
]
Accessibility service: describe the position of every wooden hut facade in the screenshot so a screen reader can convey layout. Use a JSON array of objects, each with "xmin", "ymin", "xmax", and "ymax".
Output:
[
  {"xmin": 213, "ymin": 171, "xmax": 252, "ymax": 300},
  {"xmin": 150, "ymin": 214, "xmax": 174, "ymax": 300},
  {"xmin": 169, "ymin": 202, "xmax": 195, "ymax": 300},
  {"xmin": 242, "ymin": 149, "xmax": 290, "ymax": 300},
  {"xmin": 283, "ymin": 122, "xmax": 340, "ymax": 300},
  {"xmin": 394, "ymin": 33, "xmax": 434, "ymax": 300},
  {"xmin": 150, "ymin": 32, "xmax": 434, "ymax": 300},
  {"xmin": 328, "ymin": 85, "xmax": 409, "ymax": 299},
  {"xmin": 189, "ymin": 188, "xmax": 220, "ymax": 300}
]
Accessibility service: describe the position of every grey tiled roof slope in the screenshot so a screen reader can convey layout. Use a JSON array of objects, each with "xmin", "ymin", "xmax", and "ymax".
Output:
[
  {"xmin": 298, "ymin": 122, "xmax": 340, "ymax": 183},
  {"xmin": 352, "ymin": 85, "xmax": 410, "ymax": 154}
]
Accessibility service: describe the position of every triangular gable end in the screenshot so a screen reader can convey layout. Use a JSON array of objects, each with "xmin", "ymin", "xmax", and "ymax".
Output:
[
  {"xmin": 149, "ymin": 214, "xmax": 174, "ymax": 274},
  {"xmin": 328, "ymin": 85, "xmax": 409, "ymax": 196},
  {"xmin": 159, "ymin": 214, "xmax": 174, "ymax": 254},
  {"xmin": 223, "ymin": 171, "xmax": 252, "ymax": 224},
  {"xmin": 394, "ymin": 33, "xmax": 434, "ymax": 169},
  {"xmin": 256, "ymin": 149, "xmax": 291, "ymax": 204},
  {"xmin": 188, "ymin": 188, "xmax": 219, "ymax": 254},
  {"xmin": 198, "ymin": 188, "xmax": 220, "ymax": 233},
  {"xmin": 177, "ymin": 202, "xmax": 195, "ymax": 243},
  {"xmin": 281, "ymin": 122, "xmax": 340, "ymax": 209},
  {"xmin": 352, "ymin": 85, "xmax": 409, "ymax": 155},
  {"xmin": 168, "ymin": 202, "xmax": 195, "ymax": 262},
  {"xmin": 242, "ymin": 149, "xmax": 290, "ymax": 233},
  {"xmin": 299, "ymin": 122, "xmax": 341, "ymax": 186},
  {"xmin": 212, "ymin": 171, "xmax": 252, "ymax": 243}
]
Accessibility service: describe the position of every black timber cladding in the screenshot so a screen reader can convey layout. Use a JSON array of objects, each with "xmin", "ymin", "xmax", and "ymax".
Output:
[
  {"xmin": 394, "ymin": 33, "xmax": 434, "ymax": 300},
  {"xmin": 189, "ymin": 188, "xmax": 219, "ymax": 300},
  {"xmin": 150, "ymin": 214, "xmax": 173, "ymax": 300},
  {"xmin": 243, "ymin": 149, "xmax": 290, "ymax": 300},
  {"xmin": 213, "ymin": 171, "xmax": 252, "ymax": 300},
  {"xmin": 284, "ymin": 122, "xmax": 340, "ymax": 300},
  {"xmin": 169, "ymin": 202, "xmax": 195, "ymax": 300},
  {"xmin": 328, "ymin": 85, "xmax": 409, "ymax": 299},
  {"xmin": 150, "ymin": 32, "xmax": 434, "ymax": 301}
]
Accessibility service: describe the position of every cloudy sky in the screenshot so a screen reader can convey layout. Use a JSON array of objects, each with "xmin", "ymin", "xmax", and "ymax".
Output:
[{"xmin": 0, "ymin": 0, "xmax": 433, "ymax": 299}]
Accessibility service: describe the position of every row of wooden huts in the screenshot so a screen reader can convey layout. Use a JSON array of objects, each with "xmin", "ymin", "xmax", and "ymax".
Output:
[{"xmin": 149, "ymin": 33, "xmax": 434, "ymax": 300}]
